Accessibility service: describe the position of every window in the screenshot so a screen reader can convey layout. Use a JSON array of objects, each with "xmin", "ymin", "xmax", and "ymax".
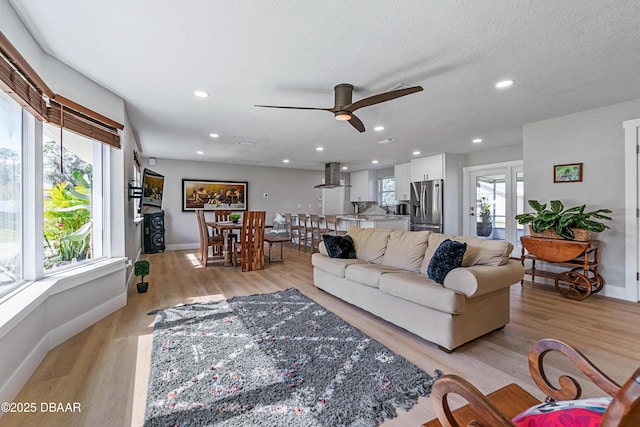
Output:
[
  {"xmin": 0, "ymin": 90, "xmax": 23, "ymax": 294},
  {"xmin": 42, "ymin": 124, "xmax": 103, "ymax": 270},
  {"xmin": 379, "ymin": 176, "xmax": 396, "ymax": 206}
]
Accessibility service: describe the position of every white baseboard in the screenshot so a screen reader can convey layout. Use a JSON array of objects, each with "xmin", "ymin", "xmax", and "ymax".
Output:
[
  {"xmin": 0, "ymin": 333, "xmax": 49, "ymax": 409},
  {"xmin": 48, "ymin": 293, "xmax": 126, "ymax": 348},
  {"xmin": 0, "ymin": 291, "xmax": 126, "ymax": 409},
  {"xmin": 165, "ymin": 243, "xmax": 198, "ymax": 251}
]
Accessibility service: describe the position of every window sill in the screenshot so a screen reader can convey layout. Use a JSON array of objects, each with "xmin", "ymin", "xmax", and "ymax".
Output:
[{"xmin": 0, "ymin": 257, "xmax": 126, "ymax": 340}]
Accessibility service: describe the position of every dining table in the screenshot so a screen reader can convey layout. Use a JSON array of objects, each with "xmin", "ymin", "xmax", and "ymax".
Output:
[
  {"xmin": 206, "ymin": 221, "xmax": 241, "ymax": 266},
  {"xmin": 206, "ymin": 220, "xmax": 273, "ymax": 267}
]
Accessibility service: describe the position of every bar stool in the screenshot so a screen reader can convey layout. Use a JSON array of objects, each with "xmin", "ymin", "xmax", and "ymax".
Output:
[
  {"xmin": 324, "ymin": 215, "xmax": 346, "ymax": 236},
  {"xmin": 297, "ymin": 213, "xmax": 313, "ymax": 252},
  {"xmin": 310, "ymin": 214, "xmax": 330, "ymax": 253}
]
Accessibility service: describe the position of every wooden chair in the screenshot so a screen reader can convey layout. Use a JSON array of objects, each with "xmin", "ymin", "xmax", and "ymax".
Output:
[
  {"xmin": 214, "ymin": 209, "xmax": 238, "ymax": 248},
  {"xmin": 309, "ymin": 214, "xmax": 330, "ymax": 253},
  {"xmin": 324, "ymin": 214, "xmax": 346, "ymax": 236},
  {"xmin": 296, "ymin": 213, "xmax": 311, "ymax": 252},
  {"xmin": 195, "ymin": 209, "xmax": 225, "ymax": 266},
  {"xmin": 238, "ymin": 211, "xmax": 266, "ymax": 271},
  {"xmin": 429, "ymin": 338, "xmax": 640, "ymax": 427},
  {"xmin": 284, "ymin": 213, "xmax": 302, "ymax": 249}
]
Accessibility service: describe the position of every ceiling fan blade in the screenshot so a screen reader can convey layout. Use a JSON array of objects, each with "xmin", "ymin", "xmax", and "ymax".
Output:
[
  {"xmin": 348, "ymin": 85, "xmax": 424, "ymax": 112},
  {"xmin": 348, "ymin": 114, "xmax": 365, "ymax": 133},
  {"xmin": 254, "ymin": 104, "xmax": 331, "ymax": 111}
]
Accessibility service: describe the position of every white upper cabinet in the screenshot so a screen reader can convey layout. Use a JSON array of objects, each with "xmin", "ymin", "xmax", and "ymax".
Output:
[
  {"xmin": 350, "ymin": 170, "xmax": 377, "ymax": 202},
  {"xmin": 410, "ymin": 154, "xmax": 444, "ymax": 182},
  {"xmin": 394, "ymin": 162, "xmax": 411, "ymax": 201}
]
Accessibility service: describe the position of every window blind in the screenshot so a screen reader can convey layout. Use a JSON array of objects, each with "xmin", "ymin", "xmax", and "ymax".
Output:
[{"xmin": 0, "ymin": 31, "xmax": 123, "ymax": 148}]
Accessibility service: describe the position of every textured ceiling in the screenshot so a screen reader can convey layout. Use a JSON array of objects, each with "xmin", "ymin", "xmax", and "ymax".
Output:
[{"xmin": 9, "ymin": 0, "xmax": 640, "ymax": 171}]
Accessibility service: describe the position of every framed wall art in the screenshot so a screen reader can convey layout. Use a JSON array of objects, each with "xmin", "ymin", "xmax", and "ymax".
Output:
[
  {"xmin": 182, "ymin": 179, "xmax": 248, "ymax": 211},
  {"xmin": 553, "ymin": 163, "xmax": 583, "ymax": 183}
]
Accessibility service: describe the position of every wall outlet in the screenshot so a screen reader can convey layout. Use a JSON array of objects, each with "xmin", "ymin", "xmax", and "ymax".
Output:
[{"xmin": 263, "ymin": 193, "xmax": 269, "ymax": 197}]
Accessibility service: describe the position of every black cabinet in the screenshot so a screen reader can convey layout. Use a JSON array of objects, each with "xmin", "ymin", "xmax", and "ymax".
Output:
[{"xmin": 143, "ymin": 211, "xmax": 165, "ymax": 253}]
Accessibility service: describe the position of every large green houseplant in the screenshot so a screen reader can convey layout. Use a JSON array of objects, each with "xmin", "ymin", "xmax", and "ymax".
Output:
[{"xmin": 515, "ymin": 200, "xmax": 612, "ymax": 240}]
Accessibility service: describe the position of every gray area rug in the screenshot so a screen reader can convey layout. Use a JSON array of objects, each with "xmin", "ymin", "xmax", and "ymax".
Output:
[{"xmin": 144, "ymin": 288, "xmax": 441, "ymax": 427}]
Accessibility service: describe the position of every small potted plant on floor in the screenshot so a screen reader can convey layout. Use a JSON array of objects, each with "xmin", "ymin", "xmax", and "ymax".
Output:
[
  {"xmin": 476, "ymin": 197, "xmax": 493, "ymax": 237},
  {"xmin": 134, "ymin": 260, "xmax": 150, "ymax": 293},
  {"xmin": 229, "ymin": 213, "xmax": 241, "ymax": 223}
]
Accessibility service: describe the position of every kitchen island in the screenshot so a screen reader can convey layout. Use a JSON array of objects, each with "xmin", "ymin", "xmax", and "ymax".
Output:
[{"xmin": 336, "ymin": 215, "xmax": 409, "ymax": 232}]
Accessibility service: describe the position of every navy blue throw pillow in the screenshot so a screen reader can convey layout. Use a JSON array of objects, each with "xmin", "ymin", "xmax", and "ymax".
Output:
[
  {"xmin": 427, "ymin": 239, "xmax": 467, "ymax": 285},
  {"xmin": 323, "ymin": 234, "xmax": 356, "ymax": 259}
]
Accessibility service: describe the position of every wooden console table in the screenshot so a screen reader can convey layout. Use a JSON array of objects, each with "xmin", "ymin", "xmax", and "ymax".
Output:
[{"xmin": 520, "ymin": 236, "xmax": 603, "ymax": 300}]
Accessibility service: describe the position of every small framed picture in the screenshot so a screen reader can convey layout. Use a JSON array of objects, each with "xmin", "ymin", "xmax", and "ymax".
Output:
[{"xmin": 554, "ymin": 163, "xmax": 583, "ymax": 183}]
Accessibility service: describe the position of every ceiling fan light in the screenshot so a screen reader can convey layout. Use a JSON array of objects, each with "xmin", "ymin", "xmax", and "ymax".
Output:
[{"xmin": 335, "ymin": 112, "xmax": 351, "ymax": 121}]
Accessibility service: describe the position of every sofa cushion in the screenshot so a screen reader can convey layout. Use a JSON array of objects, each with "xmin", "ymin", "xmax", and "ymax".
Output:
[
  {"xmin": 347, "ymin": 226, "xmax": 391, "ymax": 264},
  {"xmin": 379, "ymin": 272, "xmax": 466, "ymax": 314},
  {"xmin": 381, "ymin": 230, "xmax": 431, "ymax": 273},
  {"xmin": 344, "ymin": 263, "xmax": 405, "ymax": 288},
  {"xmin": 427, "ymin": 239, "xmax": 467, "ymax": 284},
  {"xmin": 420, "ymin": 233, "xmax": 514, "ymax": 273},
  {"xmin": 322, "ymin": 234, "xmax": 356, "ymax": 259},
  {"xmin": 311, "ymin": 253, "xmax": 364, "ymax": 278}
]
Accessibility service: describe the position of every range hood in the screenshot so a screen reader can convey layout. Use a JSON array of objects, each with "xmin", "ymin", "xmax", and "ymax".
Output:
[{"xmin": 314, "ymin": 162, "xmax": 349, "ymax": 189}]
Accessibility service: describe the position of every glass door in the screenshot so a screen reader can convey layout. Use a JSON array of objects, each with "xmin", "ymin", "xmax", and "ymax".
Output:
[{"xmin": 463, "ymin": 161, "xmax": 523, "ymax": 255}]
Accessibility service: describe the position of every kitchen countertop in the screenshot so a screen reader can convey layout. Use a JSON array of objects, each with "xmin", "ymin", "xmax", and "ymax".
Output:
[{"xmin": 337, "ymin": 215, "xmax": 408, "ymax": 221}]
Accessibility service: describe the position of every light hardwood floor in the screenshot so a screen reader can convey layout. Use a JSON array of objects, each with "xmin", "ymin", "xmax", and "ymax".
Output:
[{"xmin": 2, "ymin": 247, "xmax": 639, "ymax": 426}]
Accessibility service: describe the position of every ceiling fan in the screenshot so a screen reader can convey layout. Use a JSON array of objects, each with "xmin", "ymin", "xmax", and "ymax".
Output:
[{"xmin": 255, "ymin": 83, "xmax": 423, "ymax": 133}]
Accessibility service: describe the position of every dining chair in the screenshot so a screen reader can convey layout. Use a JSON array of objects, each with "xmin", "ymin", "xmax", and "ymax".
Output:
[
  {"xmin": 238, "ymin": 211, "xmax": 266, "ymax": 271},
  {"xmin": 324, "ymin": 214, "xmax": 346, "ymax": 236},
  {"xmin": 195, "ymin": 209, "xmax": 225, "ymax": 266},
  {"xmin": 309, "ymin": 214, "xmax": 330, "ymax": 253},
  {"xmin": 214, "ymin": 209, "xmax": 238, "ymax": 248}
]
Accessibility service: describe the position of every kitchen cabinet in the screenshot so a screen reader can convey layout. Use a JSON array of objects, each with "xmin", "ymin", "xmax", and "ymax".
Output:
[
  {"xmin": 394, "ymin": 162, "xmax": 411, "ymax": 201},
  {"xmin": 410, "ymin": 154, "xmax": 444, "ymax": 182},
  {"xmin": 350, "ymin": 170, "xmax": 377, "ymax": 202}
]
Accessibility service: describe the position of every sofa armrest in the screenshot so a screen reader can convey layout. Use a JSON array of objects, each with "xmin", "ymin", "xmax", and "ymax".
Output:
[{"xmin": 443, "ymin": 260, "xmax": 524, "ymax": 298}]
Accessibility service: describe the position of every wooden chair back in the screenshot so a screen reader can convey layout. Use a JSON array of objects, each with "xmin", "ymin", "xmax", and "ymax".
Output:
[
  {"xmin": 195, "ymin": 209, "xmax": 223, "ymax": 266},
  {"xmin": 239, "ymin": 211, "xmax": 266, "ymax": 271},
  {"xmin": 297, "ymin": 213, "xmax": 309, "ymax": 251},
  {"xmin": 324, "ymin": 214, "xmax": 345, "ymax": 236},
  {"xmin": 215, "ymin": 210, "xmax": 232, "ymax": 222},
  {"xmin": 429, "ymin": 338, "xmax": 640, "ymax": 426}
]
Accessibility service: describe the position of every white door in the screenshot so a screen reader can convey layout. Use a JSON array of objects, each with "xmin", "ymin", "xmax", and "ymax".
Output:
[{"xmin": 463, "ymin": 161, "xmax": 523, "ymax": 256}]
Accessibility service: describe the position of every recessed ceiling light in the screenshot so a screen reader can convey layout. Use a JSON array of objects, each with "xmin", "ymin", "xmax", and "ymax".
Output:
[
  {"xmin": 374, "ymin": 126, "xmax": 384, "ymax": 132},
  {"xmin": 238, "ymin": 141, "xmax": 256, "ymax": 146},
  {"xmin": 371, "ymin": 160, "xmax": 379, "ymax": 164},
  {"xmin": 495, "ymin": 79, "xmax": 514, "ymax": 89},
  {"xmin": 283, "ymin": 159, "xmax": 290, "ymax": 163},
  {"xmin": 194, "ymin": 90, "xmax": 209, "ymax": 98},
  {"xmin": 209, "ymin": 133, "xmax": 219, "ymax": 138},
  {"xmin": 412, "ymin": 151, "xmax": 421, "ymax": 156},
  {"xmin": 196, "ymin": 151, "xmax": 204, "ymax": 155},
  {"xmin": 341, "ymin": 166, "xmax": 348, "ymax": 170},
  {"xmin": 316, "ymin": 147, "xmax": 324, "ymax": 151},
  {"xmin": 378, "ymin": 138, "xmax": 395, "ymax": 145},
  {"xmin": 472, "ymin": 138, "xmax": 483, "ymax": 143}
]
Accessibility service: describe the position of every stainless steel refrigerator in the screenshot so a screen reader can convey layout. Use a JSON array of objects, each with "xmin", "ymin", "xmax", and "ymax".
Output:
[{"xmin": 410, "ymin": 180, "xmax": 443, "ymax": 232}]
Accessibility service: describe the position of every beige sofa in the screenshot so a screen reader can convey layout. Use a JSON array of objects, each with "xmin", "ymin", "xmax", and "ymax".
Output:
[{"xmin": 311, "ymin": 226, "xmax": 524, "ymax": 352}]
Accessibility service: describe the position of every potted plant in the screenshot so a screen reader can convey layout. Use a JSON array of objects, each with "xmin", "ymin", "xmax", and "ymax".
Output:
[
  {"xmin": 476, "ymin": 197, "xmax": 493, "ymax": 237},
  {"xmin": 229, "ymin": 213, "xmax": 241, "ymax": 223},
  {"xmin": 515, "ymin": 200, "xmax": 612, "ymax": 241},
  {"xmin": 134, "ymin": 260, "xmax": 150, "ymax": 293}
]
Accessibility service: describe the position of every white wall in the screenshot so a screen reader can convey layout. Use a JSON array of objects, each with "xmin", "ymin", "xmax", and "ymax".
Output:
[
  {"xmin": 140, "ymin": 158, "xmax": 325, "ymax": 249},
  {"xmin": 523, "ymin": 97, "xmax": 640, "ymax": 300},
  {"xmin": 461, "ymin": 144, "xmax": 522, "ymax": 168},
  {"xmin": 0, "ymin": 0, "xmax": 132, "ymax": 407}
]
